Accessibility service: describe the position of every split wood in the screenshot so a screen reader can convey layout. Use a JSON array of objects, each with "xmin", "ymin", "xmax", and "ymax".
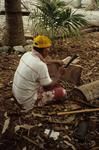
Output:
[{"xmin": 48, "ymin": 108, "xmax": 99, "ymax": 116}]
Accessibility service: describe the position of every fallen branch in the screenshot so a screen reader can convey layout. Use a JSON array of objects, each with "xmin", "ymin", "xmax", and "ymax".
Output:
[
  {"xmin": 73, "ymin": 99, "xmax": 98, "ymax": 108},
  {"xmin": 22, "ymin": 135, "xmax": 44, "ymax": 149},
  {"xmin": 91, "ymin": 147, "xmax": 99, "ymax": 150},
  {"xmin": 48, "ymin": 108, "xmax": 99, "ymax": 116},
  {"xmin": 23, "ymin": 135, "xmax": 38, "ymax": 146},
  {"xmin": 47, "ymin": 120, "xmax": 73, "ymax": 125},
  {"xmin": 64, "ymin": 140, "xmax": 76, "ymax": 150},
  {"xmin": 81, "ymin": 27, "xmax": 99, "ymax": 34}
]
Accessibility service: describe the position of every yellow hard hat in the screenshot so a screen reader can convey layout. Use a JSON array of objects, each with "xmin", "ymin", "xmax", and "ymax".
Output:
[{"xmin": 33, "ymin": 35, "xmax": 52, "ymax": 48}]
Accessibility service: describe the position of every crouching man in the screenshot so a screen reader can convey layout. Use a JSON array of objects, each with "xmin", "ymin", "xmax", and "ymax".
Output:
[{"xmin": 12, "ymin": 35, "xmax": 67, "ymax": 112}]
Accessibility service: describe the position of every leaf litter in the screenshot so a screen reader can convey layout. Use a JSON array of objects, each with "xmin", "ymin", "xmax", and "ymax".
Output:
[{"xmin": 0, "ymin": 32, "xmax": 99, "ymax": 150}]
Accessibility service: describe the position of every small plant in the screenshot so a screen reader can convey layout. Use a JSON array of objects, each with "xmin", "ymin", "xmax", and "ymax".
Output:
[
  {"xmin": 96, "ymin": 0, "xmax": 99, "ymax": 7},
  {"xmin": 29, "ymin": 0, "xmax": 87, "ymax": 39}
]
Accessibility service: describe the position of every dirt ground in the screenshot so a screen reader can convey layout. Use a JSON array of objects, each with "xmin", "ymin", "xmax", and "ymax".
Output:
[{"xmin": 0, "ymin": 32, "xmax": 99, "ymax": 150}]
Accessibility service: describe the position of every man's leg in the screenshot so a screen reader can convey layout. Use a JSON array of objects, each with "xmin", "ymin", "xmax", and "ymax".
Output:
[{"xmin": 37, "ymin": 86, "xmax": 67, "ymax": 106}]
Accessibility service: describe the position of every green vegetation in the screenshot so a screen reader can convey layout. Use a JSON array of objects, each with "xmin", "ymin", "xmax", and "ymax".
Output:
[
  {"xmin": 96, "ymin": 0, "xmax": 99, "ymax": 7},
  {"xmin": 29, "ymin": 0, "xmax": 87, "ymax": 39}
]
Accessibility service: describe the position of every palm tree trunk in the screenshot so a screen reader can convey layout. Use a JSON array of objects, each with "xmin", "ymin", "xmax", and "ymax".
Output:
[{"xmin": 4, "ymin": 0, "xmax": 25, "ymax": 46}]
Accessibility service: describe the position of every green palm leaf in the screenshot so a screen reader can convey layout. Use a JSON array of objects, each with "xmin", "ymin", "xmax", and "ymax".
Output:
[{"xmin": 30, "ymin": 0, "xmax": 87, "ymax": 38}]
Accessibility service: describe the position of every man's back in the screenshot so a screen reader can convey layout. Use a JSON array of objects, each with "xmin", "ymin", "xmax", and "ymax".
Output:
[{"xmin": 12, "ymin": 51, "xmax": 52, "ymax": 111}]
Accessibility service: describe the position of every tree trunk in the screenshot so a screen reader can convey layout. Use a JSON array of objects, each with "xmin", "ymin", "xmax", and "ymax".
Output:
[{"xmin": 3, "ymin": 0, "xmax": 25, "ymax": 46}]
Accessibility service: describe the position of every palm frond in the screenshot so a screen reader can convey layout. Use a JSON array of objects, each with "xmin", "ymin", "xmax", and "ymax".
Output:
[{"xmin": 30, "ymin": 0, "xmax": 87, "ymax": 38}]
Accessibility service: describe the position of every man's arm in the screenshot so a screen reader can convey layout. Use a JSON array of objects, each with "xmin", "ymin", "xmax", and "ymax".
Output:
[
  {"xmin": 46, "ymin": 59, "xmax": 63, "ymax": 65},
  {"xmin": 43, "ymin": 66, "xmax": 65, "ymax": 91},
  {"xmin": 45, "ymin": 56, "xmax": 63, "ymax": 65}
]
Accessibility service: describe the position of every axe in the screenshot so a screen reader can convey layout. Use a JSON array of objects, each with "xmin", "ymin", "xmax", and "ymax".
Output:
[{"xmin": 64, "ymin": 54, "xmax": 79, "ymax": 68}]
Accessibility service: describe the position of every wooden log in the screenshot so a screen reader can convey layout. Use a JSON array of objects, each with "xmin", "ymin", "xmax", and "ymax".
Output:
[
  {"xmin": 47, "ymin": 63, "xmax": 82, "ymax": 85},
  {"xmin": 73, "ymin": 80, "xmax": 99, "ymax": 102},
  {"xmin": 81, "ymin": 27, "xmax": 99, "ymax": 34}
]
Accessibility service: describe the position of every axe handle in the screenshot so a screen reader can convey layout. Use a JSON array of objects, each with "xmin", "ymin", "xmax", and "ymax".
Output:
[{"xmin": 64, "ymin": 54, "xmax": 78, "ymax": 68}]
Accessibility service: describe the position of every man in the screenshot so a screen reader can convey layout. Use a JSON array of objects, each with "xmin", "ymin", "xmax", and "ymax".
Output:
[{"xmin": 12, "ymin": 35, "xmax": 66, "ymax": 112}]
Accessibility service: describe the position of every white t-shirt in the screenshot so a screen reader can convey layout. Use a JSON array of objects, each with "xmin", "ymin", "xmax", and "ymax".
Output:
[{"xmin": 12, "ymin": 51, "xmax": 52, "ymax": 111}]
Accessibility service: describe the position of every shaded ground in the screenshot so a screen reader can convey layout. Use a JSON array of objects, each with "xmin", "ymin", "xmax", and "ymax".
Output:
[{"xmin": 0, "ymin": 32, "xmax": 99, "ymax": 150}]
